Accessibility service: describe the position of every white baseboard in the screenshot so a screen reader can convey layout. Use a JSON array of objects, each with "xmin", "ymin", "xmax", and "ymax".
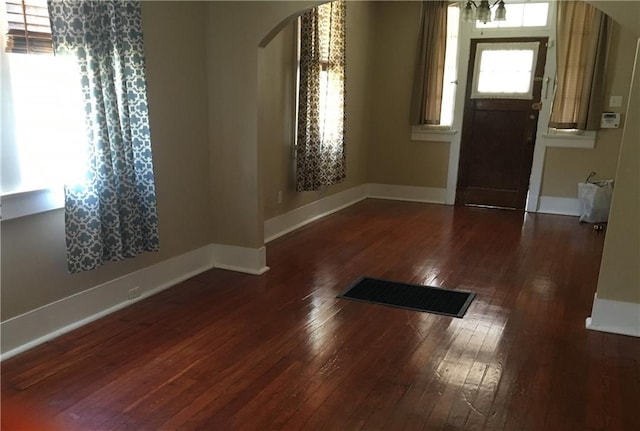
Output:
[
  {"xmin": 0, "ymin": 245, "xmax": 215, "ymax": 360},
  {"xmin": 0, "ymin": 242, "xmax": 273, "ymax": 360},
  {"xmin": 365, "ymin": 183, "xmax": 447, "ymax": 204},
  {"xmin": 264, "ymin": 184, "xmax": 367, "ymax": 243},
  {"xmin": 526, "ymin": 193, "xmax": 540, "ymax": 213},
  {"xmin": 263, "ymin": 183, "xmax": 447, "ymax": 243},
  {"xmin": 212, "ymin": 244, "xmax": 269, "ymax": 275},
  {"xmin": 586, "ymin": 293, "xmax": 640, "ymax": 337},
  {"xmin": 537, "ymin": 196, "xmax": 580, "ymax": 216}
]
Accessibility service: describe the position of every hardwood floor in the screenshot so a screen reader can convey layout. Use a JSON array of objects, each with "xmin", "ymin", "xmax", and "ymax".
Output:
[{"xmin": 2, "ymin": 199, "xmax": 639, "ymax": 430}]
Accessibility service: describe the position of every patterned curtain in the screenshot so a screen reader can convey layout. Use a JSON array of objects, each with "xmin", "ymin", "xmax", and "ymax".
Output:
[
  {"xmin": 48, "ymin": 0, "xmax": 159, "ymax": 273},
  {"xmin": 296, "ymin": 0, "xmax": 346, "ymax": 192}
]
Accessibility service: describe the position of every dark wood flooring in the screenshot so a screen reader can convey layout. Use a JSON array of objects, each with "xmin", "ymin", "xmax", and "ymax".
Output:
[{"xmin": 2, "ymin": 199, "xmax": 639, "ymax": 430}]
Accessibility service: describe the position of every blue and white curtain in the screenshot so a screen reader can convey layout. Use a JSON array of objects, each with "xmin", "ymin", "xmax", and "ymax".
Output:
[{"xmin": 48, "ymin": 0, "xmax": 159, "ymax": 273}]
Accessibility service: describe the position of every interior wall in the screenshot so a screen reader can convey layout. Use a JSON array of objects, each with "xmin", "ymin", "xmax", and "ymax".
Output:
[
  {"xmin": 586, "ymin": 0, "xmax": 640, "ymax": 306},
  {"xmin": 540, "ymin": 21, "xmax": 637, "ymax": 197},
  {"xmin": 595, "ymin": 37, "xmax": 640, "ymax": 304},
  {"xmin": 367, "ymin": 1, "xmax": 450, "ymax": 189},
  {"xmin": 260, "ymin": 0, "xmax": 374, "ymax": 221},
  {"xmin": 0, "ymin": 1, "xmax": 212, "ymax": 320},
  {"xmin": 259, "ymin": 22, "xmax": 296, "ymax": 221},
  {"xmin": 207, "ymin": 1, "xmax": 321, "ymax": 249}
]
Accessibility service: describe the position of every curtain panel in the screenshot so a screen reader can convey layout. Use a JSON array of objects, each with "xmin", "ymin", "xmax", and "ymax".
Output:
[
  {"xmin": 296, "ymin": 0, "xmax": 346, "ymax": 192},
  {"xmin": 550, "ymin": 1, "xmax": 610, "ymax": 130},
  {"xmin": 48, "ymin": 0, "xmax": 159, "ymax": 273},
  {"xmin": 410, "ymin": 0, "xmax": 448, "ymax": 126}
]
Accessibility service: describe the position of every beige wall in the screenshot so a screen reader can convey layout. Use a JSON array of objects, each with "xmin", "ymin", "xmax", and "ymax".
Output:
[
  {"xmin": 260, "ymin": 1, "xmax": 374, "ymax": 221},
  {"xmin": 206, "ymin": 1, "xmax": 321, "ymax": 248},
  {"xmin": 598, "ymin": 39, "xmax": 640, "ymax": 303},
  {"xmin": 0, "ymin": 1, "xmax": 212, "ymax": 320},
  {"xmin": 540, "ymin": 21, "xmax": 637, "ymax": 197},
  {"xmin": 588, "ymin": 0, "xmax": 640, "ymax": 305},
  {"xmin": 588, "ymin": 0, "xmax": 640, "ymax": 36},
  {"xmin": 367, "ymin": 1, "xmax": 449, "ymax": 189},
  {"xmin": 596, "ymin": 38, "xmax": 640, "ymax": 304}
]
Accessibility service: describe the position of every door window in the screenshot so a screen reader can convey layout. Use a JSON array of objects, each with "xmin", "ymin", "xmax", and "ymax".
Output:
[{"xmin": 471, "ymin": 41, "xmax": 540, "ymax": 99}]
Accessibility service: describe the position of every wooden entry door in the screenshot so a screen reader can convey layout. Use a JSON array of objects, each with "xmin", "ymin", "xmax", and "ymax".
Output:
[{"xmin": 456, "ymin": 37, "xmax": 548, "ymax": 210}]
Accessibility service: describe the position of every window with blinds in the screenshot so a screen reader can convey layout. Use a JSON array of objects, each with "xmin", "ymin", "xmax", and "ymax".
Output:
[{"xmin": 4, "ymin": 0, "xmax": 52, "ymax": 54}]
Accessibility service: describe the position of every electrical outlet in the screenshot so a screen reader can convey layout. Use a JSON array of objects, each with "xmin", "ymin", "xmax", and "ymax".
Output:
[
  {"xmin": 128, "ymin": 286, "xmax": 141, "ymax": 300},
  {"xmin": 278, "ymin": 191, "xmax": 283, "ymax": 204}
]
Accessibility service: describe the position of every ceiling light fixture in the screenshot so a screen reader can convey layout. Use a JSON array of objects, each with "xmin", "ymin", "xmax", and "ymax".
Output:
[{"xmin": 462, "ymin": 0, "xmax": 507, "ymax": 24}]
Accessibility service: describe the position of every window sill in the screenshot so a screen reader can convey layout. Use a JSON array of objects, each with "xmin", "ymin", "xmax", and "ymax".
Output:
[
  {"xmin": 542, "ymin": 131, "xmax": 597, "ymax": 149},
  {"xmin": 411, "ymin": 126, "xmax": 458, "ymax": 142},
  {"xmin": 0, "ymin": 188, "xmax": 64, "ymax": 221}
]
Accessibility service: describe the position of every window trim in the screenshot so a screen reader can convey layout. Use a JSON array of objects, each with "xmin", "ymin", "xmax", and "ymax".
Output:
[
  {"xmin": 411, "ymin": 125, "xmax": 458, "ymax": 142},
  {"xmin": 542, "ymin": 129, "xmax": 597, "ymax": 149},
  {"xmin": 0, "ymin": 187, "xmax": 64, "ymax": 221}
]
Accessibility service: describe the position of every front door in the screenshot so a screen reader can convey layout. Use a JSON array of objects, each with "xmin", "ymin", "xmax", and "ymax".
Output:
[{"xmin": 456, "ymin": 37, "xmax": 548, "ymax": 210}]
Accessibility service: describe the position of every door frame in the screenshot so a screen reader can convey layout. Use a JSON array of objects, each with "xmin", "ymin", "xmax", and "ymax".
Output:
[{"xmin": 443, "ymin": 8, "xmax": 557, "ymax": 212}]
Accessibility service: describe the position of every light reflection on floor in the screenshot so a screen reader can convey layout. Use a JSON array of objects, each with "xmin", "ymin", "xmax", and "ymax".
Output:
[
  {"xmin": 304, "ymin": 293, "xmax": 339, "ymax": 357},
  {"xmin": 404, "ymin": 298, "xmax": 508, "ymax": 389},
  {"xmin": 302, "ymin": 254, "xmax": 512, "ymax": 394}
]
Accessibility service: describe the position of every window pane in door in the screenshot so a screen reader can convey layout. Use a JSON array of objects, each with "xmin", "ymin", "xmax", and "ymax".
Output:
[
  {"xmin": 477, "ymin": 50, "xmax": 533, "ymax": 93},
  {"xmin": 471, "ymin": 41, "xmax": 539, "ymax": 99}
]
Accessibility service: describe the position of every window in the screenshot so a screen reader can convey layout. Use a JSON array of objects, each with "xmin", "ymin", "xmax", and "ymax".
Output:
[
  {"xmin": 439, "ymin": 4, "xmax": 460, "ymax": 127},
  {"xmin": 471, "ymin": 41, "xmax": 539, "ymax": 99},
  {"xmin": 549, "ymin": 1, "xmax": 609, "ymax": 131},
  {"xmin": 1, "ymin": 0, "xmax": 86, "ymax": 203},
  {"xmin": 294, "ymin": 0, "xmax": 346, "ymax": 192},
  {"xmin": 411, "ymin": 3, "xmax": 460, "ymax": 141},
  {"xmin": 315, "ymin": 6, "xmax": 343, "ymax": 150},
  {"xmin": 476, "ymin": 1, "xmax": 550, "ymax": 29},
  {"xmin": 4, "ymin": 0, "xmax": 52, "ymax": 53}
]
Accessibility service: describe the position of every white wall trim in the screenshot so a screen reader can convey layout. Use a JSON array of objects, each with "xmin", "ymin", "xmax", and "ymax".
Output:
[
  {"xmin": 0, "ymin": 245, "xmax": 216, "ymax": 360},
  {"xmin": 264, "ymin": 183, "xmax": 447, "ymax": 244},
  {"xmin": 212, "ymin": 244, "xmax": 269, "ymax": 275},
  {"xmin": 366, "ymin": 183, "xmax": 447, "ymax": 205},
  {"xmin": 410, "ymin": 126, "xmax": 458, "ymax": 142},
  {"xmin": 586, "ymin": 293, "xmax": 640, "ymax": 337},
  {"xmin": 264, "ymin": 184, "xmax": 367, "ymax": 243},
  {"xmin": 0, "ymin": 188, "xmax": 64, "ymax": 221},
  {"xmin": 0, "ymin": 241, "xmax": 275, "ymax": 360},
  {"xmin": 542, "ymin": 132, "xmax": 597, "ymax": 149},
  {"xmin": 537, "ymin": 196, "xmax": 580, "ymax": 216}
]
